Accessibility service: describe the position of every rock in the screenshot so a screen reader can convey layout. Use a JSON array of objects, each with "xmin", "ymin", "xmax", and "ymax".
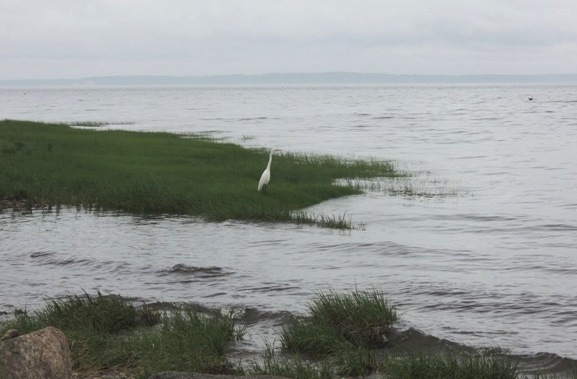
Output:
[
  {"xmin": 0, "ymin": 326, "xmax": 72, "ymax": 379},
  {"xmin": 148, "ymin": 373, "xmax": 291, "ymax": 379}
]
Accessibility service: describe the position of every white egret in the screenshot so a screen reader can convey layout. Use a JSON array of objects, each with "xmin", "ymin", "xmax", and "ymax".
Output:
[{"xmin": 258, "ymin": 148, "xmax": 282, "ymax": 195}]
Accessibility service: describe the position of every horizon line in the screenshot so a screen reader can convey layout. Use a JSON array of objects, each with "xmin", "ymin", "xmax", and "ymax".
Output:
[{"xmin": 2, "ymin": 72, "xmax": 577, "ymax": 85}]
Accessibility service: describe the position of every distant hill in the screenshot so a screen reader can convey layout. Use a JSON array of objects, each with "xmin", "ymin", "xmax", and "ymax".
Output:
[{"xmin": 2, "ymin": 72, "xmax": 577, "ymax": 87}]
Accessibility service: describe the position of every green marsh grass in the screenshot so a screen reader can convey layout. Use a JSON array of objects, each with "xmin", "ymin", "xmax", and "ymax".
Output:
[
  {"xmin": 2, "ymin": 291, "xmax": 159, "ymax": 335},
  {"xmin": 0, "ymin": 120, "xmax": 401, "ymax": 227},
  {"xmin": 383, "ymin": 352, "xmax": 521, "ymax": 379},
  {"xmin": 1, "ymin": 288, "xmax": 560, "ymax": 379},
  {"xmin": 281, "ymin": 288, "xmax": 398, "ymax": 356},
  {"xmin": 263, "ymin": 289, "xmax": 533, "ymax": 378},
  {"xmin": 248, "ymin": 344, "xmax": 382, "ymax": 379},
  {"xmin": 333, "ymin": 346, "xmax": 381, "ymax": 377},
  {"xmin": 130, "ymin": 308, "xmax": 245, "ymax": 376},
  {"xmin": 248, "ymin": 348, "xmax": 547, "ymax": 379},
  {"xmin": 0, "ymin": 292, "xmax": 244, "ymax": 378},
  {"xmin": 248, "ymin": 344, "xmax": 333, "ymax": 379}
]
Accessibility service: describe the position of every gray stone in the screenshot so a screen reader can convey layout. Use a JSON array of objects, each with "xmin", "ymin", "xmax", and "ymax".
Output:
[{"xmin": 0, "ymin": 326, "xmax": 72, "ymax": 379}]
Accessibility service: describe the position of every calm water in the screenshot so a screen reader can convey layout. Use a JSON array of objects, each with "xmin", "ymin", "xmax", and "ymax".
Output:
[{"xmin": 1, "ymin": 84, "xmax": 576, "ymax": 367}]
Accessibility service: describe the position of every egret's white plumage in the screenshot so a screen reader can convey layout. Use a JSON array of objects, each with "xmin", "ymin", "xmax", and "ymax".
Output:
[{"xmin": 258, "ymin": 148, "xmax": 281, "ymax": 195}]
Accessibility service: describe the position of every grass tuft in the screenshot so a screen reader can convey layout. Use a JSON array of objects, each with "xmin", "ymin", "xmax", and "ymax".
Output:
[
  {"xmin": 132, "ymin": 309, "xmax": 245, "ymax": 376},
  {"xmin": 5, "ymin": 291, "xmax": 159, "ymax": 335},
  {"xmin": 281, "ymin": 288, "xmax": 397, "ymax": 357}
]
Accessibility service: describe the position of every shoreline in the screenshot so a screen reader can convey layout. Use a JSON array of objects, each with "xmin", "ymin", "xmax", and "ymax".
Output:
[{"xmin": 2, "ymin": 293, "xmax": 576, "ymax": 379}]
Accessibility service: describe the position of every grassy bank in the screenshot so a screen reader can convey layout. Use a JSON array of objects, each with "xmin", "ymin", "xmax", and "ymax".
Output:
[
  {"xmin": 0, "ymin": 120, "xmax": 402, "ymax": 227},
  {"xmin": 1, "ymin": 292, "xmax": 244, "ymax": 377},
  {"xmin": 1, "ymin": 290, "xmax": 558, "ymax": 379}
]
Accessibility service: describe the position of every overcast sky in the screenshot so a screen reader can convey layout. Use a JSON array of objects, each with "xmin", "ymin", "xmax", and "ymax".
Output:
[{"xmin": 2, "ymin": 0, "xmax": 577, "ymax": 80}]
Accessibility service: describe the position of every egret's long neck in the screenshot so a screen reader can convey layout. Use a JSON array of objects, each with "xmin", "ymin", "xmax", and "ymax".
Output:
[{"xmin": 266, "ymin": 152, "xmax": 274, "ymax": 170}]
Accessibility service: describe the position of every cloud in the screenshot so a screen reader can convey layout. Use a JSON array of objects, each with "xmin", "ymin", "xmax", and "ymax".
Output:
[{"xmin": 1, "ymin": 0, "xmax": 577, "ymax": 78}]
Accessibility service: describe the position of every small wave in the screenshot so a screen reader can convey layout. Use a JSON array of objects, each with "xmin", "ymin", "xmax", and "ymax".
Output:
[
  {"xmin": 237, "ymin": 283, "xmax": 300, "ymax": 293},
  {"xmin": 352, "ymin": 124, "xmax": 373, "ymax": 128},
  {"xmin": 30, "ymin": 251, "xmax": 55, "ymax": 258},
  {"xmin": 237, "ymin": 116, "xmax": 273, "ymax": 121},
  {"xmin": 550, "ymin": 99, "xmax": 577, "ymax": 103},
  {"xmin": 540, "ymin": 223, "xmax": 577, "ymax": 232},
  {"xmin": 439, "ymin": 214, "xmax": 521, "ymax": 223},
  {"xmin": 239, "ymin": 306, "xmax": 294, "ymax": 325},
  {"xmin": 30, "ymin": 252, "xmax": 93, "ymax": 267},
  {"xmin": 513, "ymin": 352, "xmax": 577, "ymax": 376},
  {"xmin": 201, "ymin": 292, "xmax": 228, "ymax": 298},
  {"xmin": 544, "ymin": 267, "xmax": 577, "ymax": 275},
  {"xmin": 164, "ymin": 263, "xmax": 229, "ymax": 277},
  {"xmin": 450, "ymin": 155, "xmax": 487, "ymax": 160},
  {"xmin": 143, "ymin": 301, "xmax": 220, "ymax": 315}
]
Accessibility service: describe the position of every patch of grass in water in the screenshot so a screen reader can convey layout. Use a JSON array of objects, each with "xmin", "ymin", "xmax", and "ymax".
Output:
[
  {"xmin": 383, "ymin": 177, "xmax": 459, "ymax": 198},
  {"xmin": 0, "ymin": 120, "xmax": 402, "ymax": 227},
  {"xmin": 340, "ymin": 175, "xmax": 460, "ymax": 199},
  {"xmin": 66, "ymin": 121, "xmax": 135, "ymax": 128},
  {"xmin": 281, "ymin": 288, "xmax": 398, "ymax": 356},
  {"xmin": 290, "ymin": 211, "xmax": 353, "ymax": 230}
]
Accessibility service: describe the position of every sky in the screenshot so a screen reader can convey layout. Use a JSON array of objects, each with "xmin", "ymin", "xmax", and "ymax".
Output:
[{"xmin": 1, "ymin": 0, "xmax": 577, "ymax": 80}]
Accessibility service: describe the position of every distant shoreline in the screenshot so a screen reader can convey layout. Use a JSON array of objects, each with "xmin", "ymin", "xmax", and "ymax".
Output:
[{"xmin": 2, "ymin": 72, "xmax": 577, "ymax": 87}]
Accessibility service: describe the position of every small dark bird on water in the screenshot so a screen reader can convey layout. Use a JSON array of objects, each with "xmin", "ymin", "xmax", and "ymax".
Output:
[{"xmin": 528, "ymin": 97, "xmax": 533, "ymax": 101}]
